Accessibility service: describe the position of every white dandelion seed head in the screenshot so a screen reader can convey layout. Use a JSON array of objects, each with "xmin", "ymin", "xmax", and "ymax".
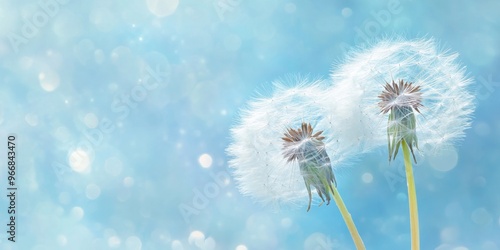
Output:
[
  {"xmin": 227, "ymin": 78, "xmax": 348, "ymax": 208},
  {"xmin": 327, "ymin": 38, "xmax": 475, "ymax": 156}
]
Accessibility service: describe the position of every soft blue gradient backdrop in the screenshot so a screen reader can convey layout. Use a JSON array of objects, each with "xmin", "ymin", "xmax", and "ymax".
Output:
[{"xmin": 0, "ymin": 0, "xmax": 499, "ymax": 249}]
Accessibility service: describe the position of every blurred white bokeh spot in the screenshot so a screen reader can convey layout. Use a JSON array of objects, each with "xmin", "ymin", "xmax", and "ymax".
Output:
[
  {"xmin": 86, "ymin": 183, "xmax": 101, "ymax": 200},
  {"xmin": 362, "ymin": 172, "xmax": 373, "ymax": 183},
  {"xmin": 342, "ymin": 8, "xmax": 353, "ymax": 17},
  {"xmin": 69, "ymin": 149, "xmax": 91, "ymax": 173},
  {"xmin": 108, "ymin": 236, "xmax": 121, "ymax": 248},
  {"xmin": 125, "ymin": 236, "xmax": 142, "ymax": 250},
  {"xmin": 71, "ymin": 206, "xmax": 85, "ymax": 221},
  {"xmin": 440, "ymin": 226, "xmax": 459, "ymax": 243},
  {"xmin": 84, "ymin": 112, "xmax": 99, "ymax": 128},
  {"xmin": 146, "ymin": 0, "xmax": 179, "ymax": 17},
  {"xmin": 281, "ymin": 217, "xmax": 292, "ymax": 229},
  {"xmin": 481, "ymin": 241, "xmax": 498, "ymax": 250},
  {"xmin": 25, "ymin": 113, "xmax": 38, "ymax": 126},
  {"xmin": 428, "ymin": 145, "xmax": 458, "ymax": 172},
  {"xmin": 199, "ymin": 153, "xmax": 213, "ymax": 168},
  {"xmin": 304, "ymin": 232, "xmax": 333, "ymax": 250},
  {"xmin": 471, "ymin": 207, "xmax": 493, "ymax": 225},
  {"xmin": 39, "ymin": 70, "xmax": 60, "ymax": 92},
  {"xmin": 124, "ymin": 176, "xmax": 135, "ymax": 187},
  {"xmin": 235, "ymin": 244, "xmax": 248, "ymax": 250},
  {"xmin": 284, "ymin": 3, "xmax": 296, "ymax": 13},
  {"xmin": 171, "ymin": 240, "xmax": 184, "ymax": 250},
  {"xmin": 474, "ymin": 121, "xmax": 491, "ymax": 136},
  {"xmin": 188, "ymin": 230, "xmax": 205, "ymax": 246},
  {"xmin": 57, "ymin": 234, "xmax": 67, "ymax": 246}
]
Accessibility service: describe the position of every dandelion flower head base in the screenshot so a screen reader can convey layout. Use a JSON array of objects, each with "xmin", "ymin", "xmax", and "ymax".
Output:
[
  {"xmin": 282, "ymin": 122, "xmax": 337, "ymax": 212},
  {"xmin": 282, "ymin": 122, "xmax": 326, "ymax": 162},
  {"xmin": 378, "ymin": 79, "xmax": 422, "ymax": 163},
  {"xmin": 378, "ymin": 79, "xmax": 423, "ymax": 114}
]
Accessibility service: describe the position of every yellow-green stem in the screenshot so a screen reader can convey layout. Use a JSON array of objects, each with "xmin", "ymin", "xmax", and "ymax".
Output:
[
  {"xmin": 402, "ymin": 139, "xmax": 420, "ymax": 250},
  {"xmin": 331, "ymin": 185, "xmax": 366, "ymax": 250}
]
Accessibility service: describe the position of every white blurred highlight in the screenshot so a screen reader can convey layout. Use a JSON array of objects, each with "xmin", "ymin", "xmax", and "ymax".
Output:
[
  {"xmin": 108, "ymin": 236, "xmax": 121, "ymax": 248},
  {"xmin": 84, "ymin": 113, "xmax": 99, "ymax": 129},
  {"xmin": 39, "ymin": 70, "xmax": 60, "ymax": 92},
  {"xmin": 198, "ymin": 154, "xmax": 213, "ymax": 168},
  {"xmin": 146, "ymin": 0, "xmax": 179, "ymax": 17},
  {"xmin": 471, "ymin": 207, "xmax": 493, "ymax": 225},
  {"xmin": 86, "ymin": 183, "xmax": 101, "ymax": 200},
  {"xmin": 362, "ymin": 172, "xmax": 373, "ymax": 183},
  {"xmin": 235, "ymin": 245, "xmax": 248, "ymax": 250},
  {"xmin": 125, "ymin": 236, "xmax": 142, "ymax": 250},
  {"xmin": 171, "ymin": 240, "xmax": 183, "ymax": 250},
  {"xmin": 124, "ymin": 177, "xmax": 135, "ymax": 187},
  {"xmin": 69, "ymin": 149, "xmax": 91, "ymax": 173},
  {"xmin": 428, "ymin": 145, "xmax": 458, "ymax": 172},
  {"xmin": 71, "ymin": 206, "xmax": 84, "ymax": 221},
  {"xmin": 188, "ymin": 230, "xmax": 205, "ymax": 246}
]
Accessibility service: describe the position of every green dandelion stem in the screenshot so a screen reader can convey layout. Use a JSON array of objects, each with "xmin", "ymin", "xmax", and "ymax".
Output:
[
  {"xmin": 331, "ymin": 185, "xmax": 366, "ymax": 250},
  {"xmin": 319, "ymin": 176, "xmax": 365, "ymax": 250},
  {"xmin": 402, "ymin": 139, "xmax": 420, "ymax": 250}
]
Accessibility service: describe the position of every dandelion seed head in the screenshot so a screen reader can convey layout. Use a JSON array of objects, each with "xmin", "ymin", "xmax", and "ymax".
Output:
[
  {"xmin": 328, "ymin": 38, "xmax": 475, "ymax": 155},
  {"xmin": 227, "ymin": 78, "xmax": 346, "ymax": 208}
]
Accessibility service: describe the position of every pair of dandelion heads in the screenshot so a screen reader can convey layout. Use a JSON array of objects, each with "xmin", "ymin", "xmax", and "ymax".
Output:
[{"xmin": 227, "ymin": 38, "xmax": 475, "ymax": 249}]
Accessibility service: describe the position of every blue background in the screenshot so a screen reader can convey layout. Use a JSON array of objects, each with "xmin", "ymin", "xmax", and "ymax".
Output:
[{"xmin": 0, "ymin": 0, "xmax": 499, "ymax": 249}]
